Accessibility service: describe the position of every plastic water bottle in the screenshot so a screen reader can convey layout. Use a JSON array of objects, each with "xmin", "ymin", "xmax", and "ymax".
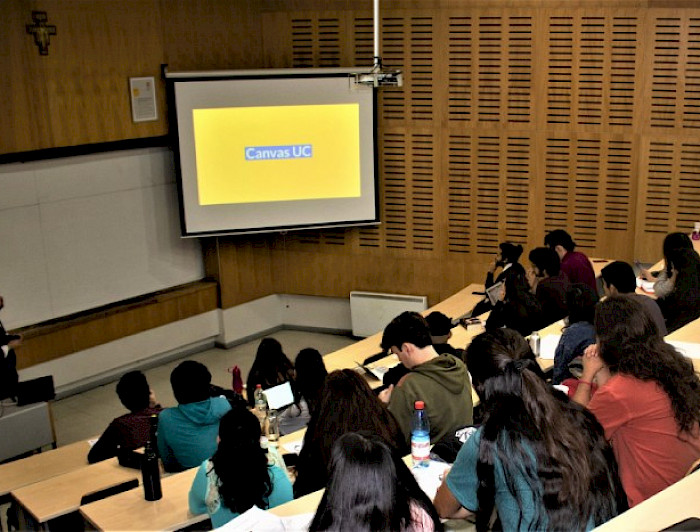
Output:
[
  {"xmin": 411, "ymin": 400, "xmax": 430, "ymax": 468},
  {"xmin": 254, "ymin": 384, "xmax": 268, "ymax": 428},
  {"xmin": 530, "ymin": 331, "xmax": 540, "ymax": 356}
]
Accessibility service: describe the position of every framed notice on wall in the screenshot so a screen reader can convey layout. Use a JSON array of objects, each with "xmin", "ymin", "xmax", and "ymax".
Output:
[{"xmin": 129, "ymin": 77, "xmax": 158, "ymax": 122}]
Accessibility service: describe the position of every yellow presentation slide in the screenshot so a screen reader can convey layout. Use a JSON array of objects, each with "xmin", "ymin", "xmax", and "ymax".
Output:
[{"xmin": 193, "ymin": 103, "xmax": 361, "ymax": 205}]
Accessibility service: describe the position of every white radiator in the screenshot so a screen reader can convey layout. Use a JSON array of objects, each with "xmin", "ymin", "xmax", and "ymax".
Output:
[{"xmin": 349, "ymin": 291, "xmax": 428, "ymax": 338}]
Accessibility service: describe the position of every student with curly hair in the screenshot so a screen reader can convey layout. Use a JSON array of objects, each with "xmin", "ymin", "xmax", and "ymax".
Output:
[
  {"xmin": 188, "ymin": 407, "xmax": 292, "ymax": 528},
  {"xmin": 310, "ymin": 432, "xmax": 443, "ymax": 532},
  {"xmin": 574, "ymin": 296, "xmax": 700, "ymax": 507},
  {"xmin": 434, "ymin": 329, "xmax": 624, "ymax": 531}
]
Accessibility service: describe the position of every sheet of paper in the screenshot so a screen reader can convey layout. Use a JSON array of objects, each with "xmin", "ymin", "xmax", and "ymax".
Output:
[
  {"xmin": 636, "ymin": 277, "xmax": 655, "ymax": 293},
  {"xmin": 216, "ymin": 505, "xmax": 285, "ymax": 531},
  {"xmin": 411, "ymin": 460, "xmax": 451, "ymax": 500},
  {"xmin": 280, "ymin": 512, "xmax": 315, "ymax": 531},
  {"xmin": 667, "ymin": 340, "xmax": 700, "ymax": 360},
  {"xmin": 282, "ymin": 439, "xmax": 304, "ymax": 454},
  {"xmin": 538, "ymin": 334, "xmax": 561, "ymax": 360}
]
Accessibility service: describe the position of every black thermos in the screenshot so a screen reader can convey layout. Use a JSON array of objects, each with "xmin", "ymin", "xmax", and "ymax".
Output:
[{"xmin": 142, "ymin": 414, "xmax": 162, "ymax": 501}]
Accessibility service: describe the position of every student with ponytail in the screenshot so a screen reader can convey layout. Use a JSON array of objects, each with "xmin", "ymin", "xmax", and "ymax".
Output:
[
  {"xmin": 434, "ymin": 328, "xmax": 624, "ymax": 531},
  {"xmin": 188, "ymin": 406, "xmax": 292, "ymax": 528}
]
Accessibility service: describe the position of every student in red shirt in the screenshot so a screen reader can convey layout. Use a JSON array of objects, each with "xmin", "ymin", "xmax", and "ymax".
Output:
[
  {"xmin": 574, "ymin": 296, "xmax": 700, "ymax": 507},
  {"xmin": 545, "ymin": 229, "xmax": 597, "ymax": 294}
]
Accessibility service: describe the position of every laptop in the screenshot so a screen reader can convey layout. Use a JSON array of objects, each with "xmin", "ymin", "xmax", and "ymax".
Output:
[
  {"xmin": 264, "ymin": 381, "xmax": 295, "ymax": 411},
  {"xmin": 486, "ymin": 281, "xmax": 505, "ymax": 306}
]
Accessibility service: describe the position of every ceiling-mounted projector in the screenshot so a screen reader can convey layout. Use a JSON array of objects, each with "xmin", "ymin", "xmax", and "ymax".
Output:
[{"xmin": 352, "ymin": 69, "xmax": 403, "ymax": 88}]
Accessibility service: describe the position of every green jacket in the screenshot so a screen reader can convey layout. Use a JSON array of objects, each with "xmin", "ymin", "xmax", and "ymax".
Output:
[{"xmin": 388, "ymin": 354, "xmax": 473, "ymax": 446}]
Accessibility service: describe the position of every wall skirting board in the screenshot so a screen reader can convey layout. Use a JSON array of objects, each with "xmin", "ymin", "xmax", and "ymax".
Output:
[{"xmin": 19, "ymin": 295, "xmax": 353, "ymax": 397}]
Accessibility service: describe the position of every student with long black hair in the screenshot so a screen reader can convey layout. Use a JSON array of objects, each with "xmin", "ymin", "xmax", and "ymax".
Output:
[
  {"xmin": 640, "ymin": 231, "xmax": 695, "ymax": 298},
  {"xmin": 655, "ymin": 247, "xmax": 700, "ymax": 332},
  {"xmin": 246, "ymin": 337, "xmax": 296, "ymax": 406},
  {"xmin": 293, "ymin": 369, "xmax": 407, "ymax": 498},
  {"xmin": 294, "ymin": 347, "xmax": 328, "ymax": 415},
  {"xmin": 434, "ymin": 329, "xmax": 624, "ymax": 531},
  {"xmin": 246, "ymin": 337, "xmax": 309, "ymax": 434},
  {"xmin": 485, "ymin": 268, "xmax": 544, "ymax": 337},
  {"xmin": 188, "ymin": 407, "xmax": 292, "ymax": 528},
  {"xmin": 309, "ymin": 432, "xmax": 443, "ymax": 532},
  {"xmin": 574, "ymin": 296, "xmax": 700, "ymax": 507}
]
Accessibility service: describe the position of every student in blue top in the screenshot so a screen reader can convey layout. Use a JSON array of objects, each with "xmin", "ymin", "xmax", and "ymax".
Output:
[
  {"xmin": 188, "ymin": 406, "xmax": 293, "ymax": 528},
  {"xmin": 552, "ymin": 283, "xmax": 598, "ymax": 384},
  {"xmin": 157, "ymin": 360, "xmax": 232, "ymax": 472},
  {"xmin": 434, "ymin": 329, "xmax": 625, "ymax": 531}
]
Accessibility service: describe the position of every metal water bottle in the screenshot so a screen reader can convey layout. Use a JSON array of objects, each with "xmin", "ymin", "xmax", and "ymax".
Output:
[{"xmin": 142, "ymin": 414, "xmax": 162, "ymax": 501}]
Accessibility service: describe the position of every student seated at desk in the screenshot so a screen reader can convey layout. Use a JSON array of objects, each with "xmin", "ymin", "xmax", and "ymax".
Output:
[
  {"xmin": 471, "ymin": 242, "xmax": 526, "ymax": 317},
  {"xmin": 434, "ymin": 329, "xmax": 624, "ymax": 531},
  {"xmin": 640, "ymin": 232, "xmax": 695, "ymax": 298},
  {"xmin": 294, "ymin": 348, "xmax": 327, "ymax": 416},
  {"xmin": 247, "ymin": 338, "xmax": 310, "ymax": 436},
  {"xmin": 383, "ymin": 311, "xmax": 462, "ymax": 387},
  {"xmin": 655, "ymin": 248, "xmax": 700, "ymax": 333},
  {"xmin": 158, "ymin": 361, "xmax": 231, "ymax": 472},
  {"xmin": 379, "ymin": 312, "xmax": 473, "ymax": 448},
  {"xmin": 528, "ymin": 247, "xmax": 570, "ymax": 326},
  {"xmin": 545, "ymin": 229, "xmax": 597, "ymax": 294},
  {"xmin": 309, "ymin": 432, "xmax": 443, "ymax": 532},
  {"xmin": 294, "ymin": 369, "xmax": 407, "ymax": 498},
  {"xmin": 189, "ymin": 407, "xmax": 292, "ymax": 528},
  {"xmin": 552, "ymin": 283, "xmax": 598, "ymax": 385},
  {"xmin": 574, "ymin": 296, "xmax": 700, "ymax": 507},
  {"xmin": 88, "ymin": 370, "xmax": 161, "ymax": 463},
  {"xmin": 601, "ymin": 261, "xmax": 667, "ymax": 336},
  {"xmin": 485, "ymin": 268, "xmax": 544, "ymax": 337}
]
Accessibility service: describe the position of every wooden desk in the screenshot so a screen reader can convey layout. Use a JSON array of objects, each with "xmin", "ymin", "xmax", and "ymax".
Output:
[
  {"xmin": 11, "ymin": 457, "xmax": 140, "ymax": 525},
  {"xmin": 78, "ymin": 430, "xmax": 307, "ymax": 532},
  {"xmin": 666, "ymin": 318, "xmax": 700, "ymax": 372},
  {"xmin": 594, "ymin": 470, "xmax": 700, "ymax": 531},
  {"xmin": 0, "ymin": 439, "xmax": 90, "ymax": 499},
  {"xmin": 80, "ymin": 468, "xmax": 206, "ymax": 532}
]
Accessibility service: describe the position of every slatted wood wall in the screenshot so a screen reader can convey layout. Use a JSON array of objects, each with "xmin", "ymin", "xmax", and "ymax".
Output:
[{"xmin": 206, "ymin": 5, "xmax": 700, "ymax": 307}]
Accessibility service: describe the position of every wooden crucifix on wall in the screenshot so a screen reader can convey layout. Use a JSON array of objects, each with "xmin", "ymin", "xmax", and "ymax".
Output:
[{"xmin": 26, "ymin": 11, "xmax": 57, "ymax": 56}]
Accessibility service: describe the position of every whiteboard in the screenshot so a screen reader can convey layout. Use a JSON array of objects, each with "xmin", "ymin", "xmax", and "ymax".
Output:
[{"xmin": 0, "ymin": 148, "xmax": 204, "ymax": 329}]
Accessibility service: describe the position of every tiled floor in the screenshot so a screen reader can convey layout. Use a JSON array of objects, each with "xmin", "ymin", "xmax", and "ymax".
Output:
[{"xmin": 51, "ymin": 330, "xmax": 356, "ymax": 447}]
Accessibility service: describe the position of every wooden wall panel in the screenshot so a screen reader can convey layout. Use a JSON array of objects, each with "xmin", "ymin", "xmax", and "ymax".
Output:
[
  {"xmin": 0, "ymin": 0, "xmax": 265, "ymax": 155},
  {"xmin": 229, "ymin": 4, "xmax": 700, "ymax": 310},
  {"xmin": 162, "ymin": 0, "xmax": 263, "ymax": 71},
  {"xmin": 1, "ymin": 0, "xmax": 167, "ymax": 153},
  {"xmin": 13, "ymin": 281, "xmax": 217, "ymax": 369}
]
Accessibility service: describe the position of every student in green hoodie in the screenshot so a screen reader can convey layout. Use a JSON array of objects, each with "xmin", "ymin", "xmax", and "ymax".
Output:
[
  {"xmin": 157, "ymin": 360, "xmax": 232, "ymax": 472},
  {"xmin": 379, "ymin": 312, "xmax": 473, "ymax": 446}
]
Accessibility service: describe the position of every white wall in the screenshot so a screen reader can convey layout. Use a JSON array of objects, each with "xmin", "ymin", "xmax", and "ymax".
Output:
[
  {"xmin": 19, "ymin": 310, "xmax": 220, "ymax": 395},
  {"xmin": 217, "ymin": 294, "xmax": 352, "ymax": 347},
  {"xmin": 18, "ymin": 294, "xmax": 352, "ymax": 395},
  {"xmin": 0, "ymin": 148, "xmax": 204, "ymax": 329}
]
